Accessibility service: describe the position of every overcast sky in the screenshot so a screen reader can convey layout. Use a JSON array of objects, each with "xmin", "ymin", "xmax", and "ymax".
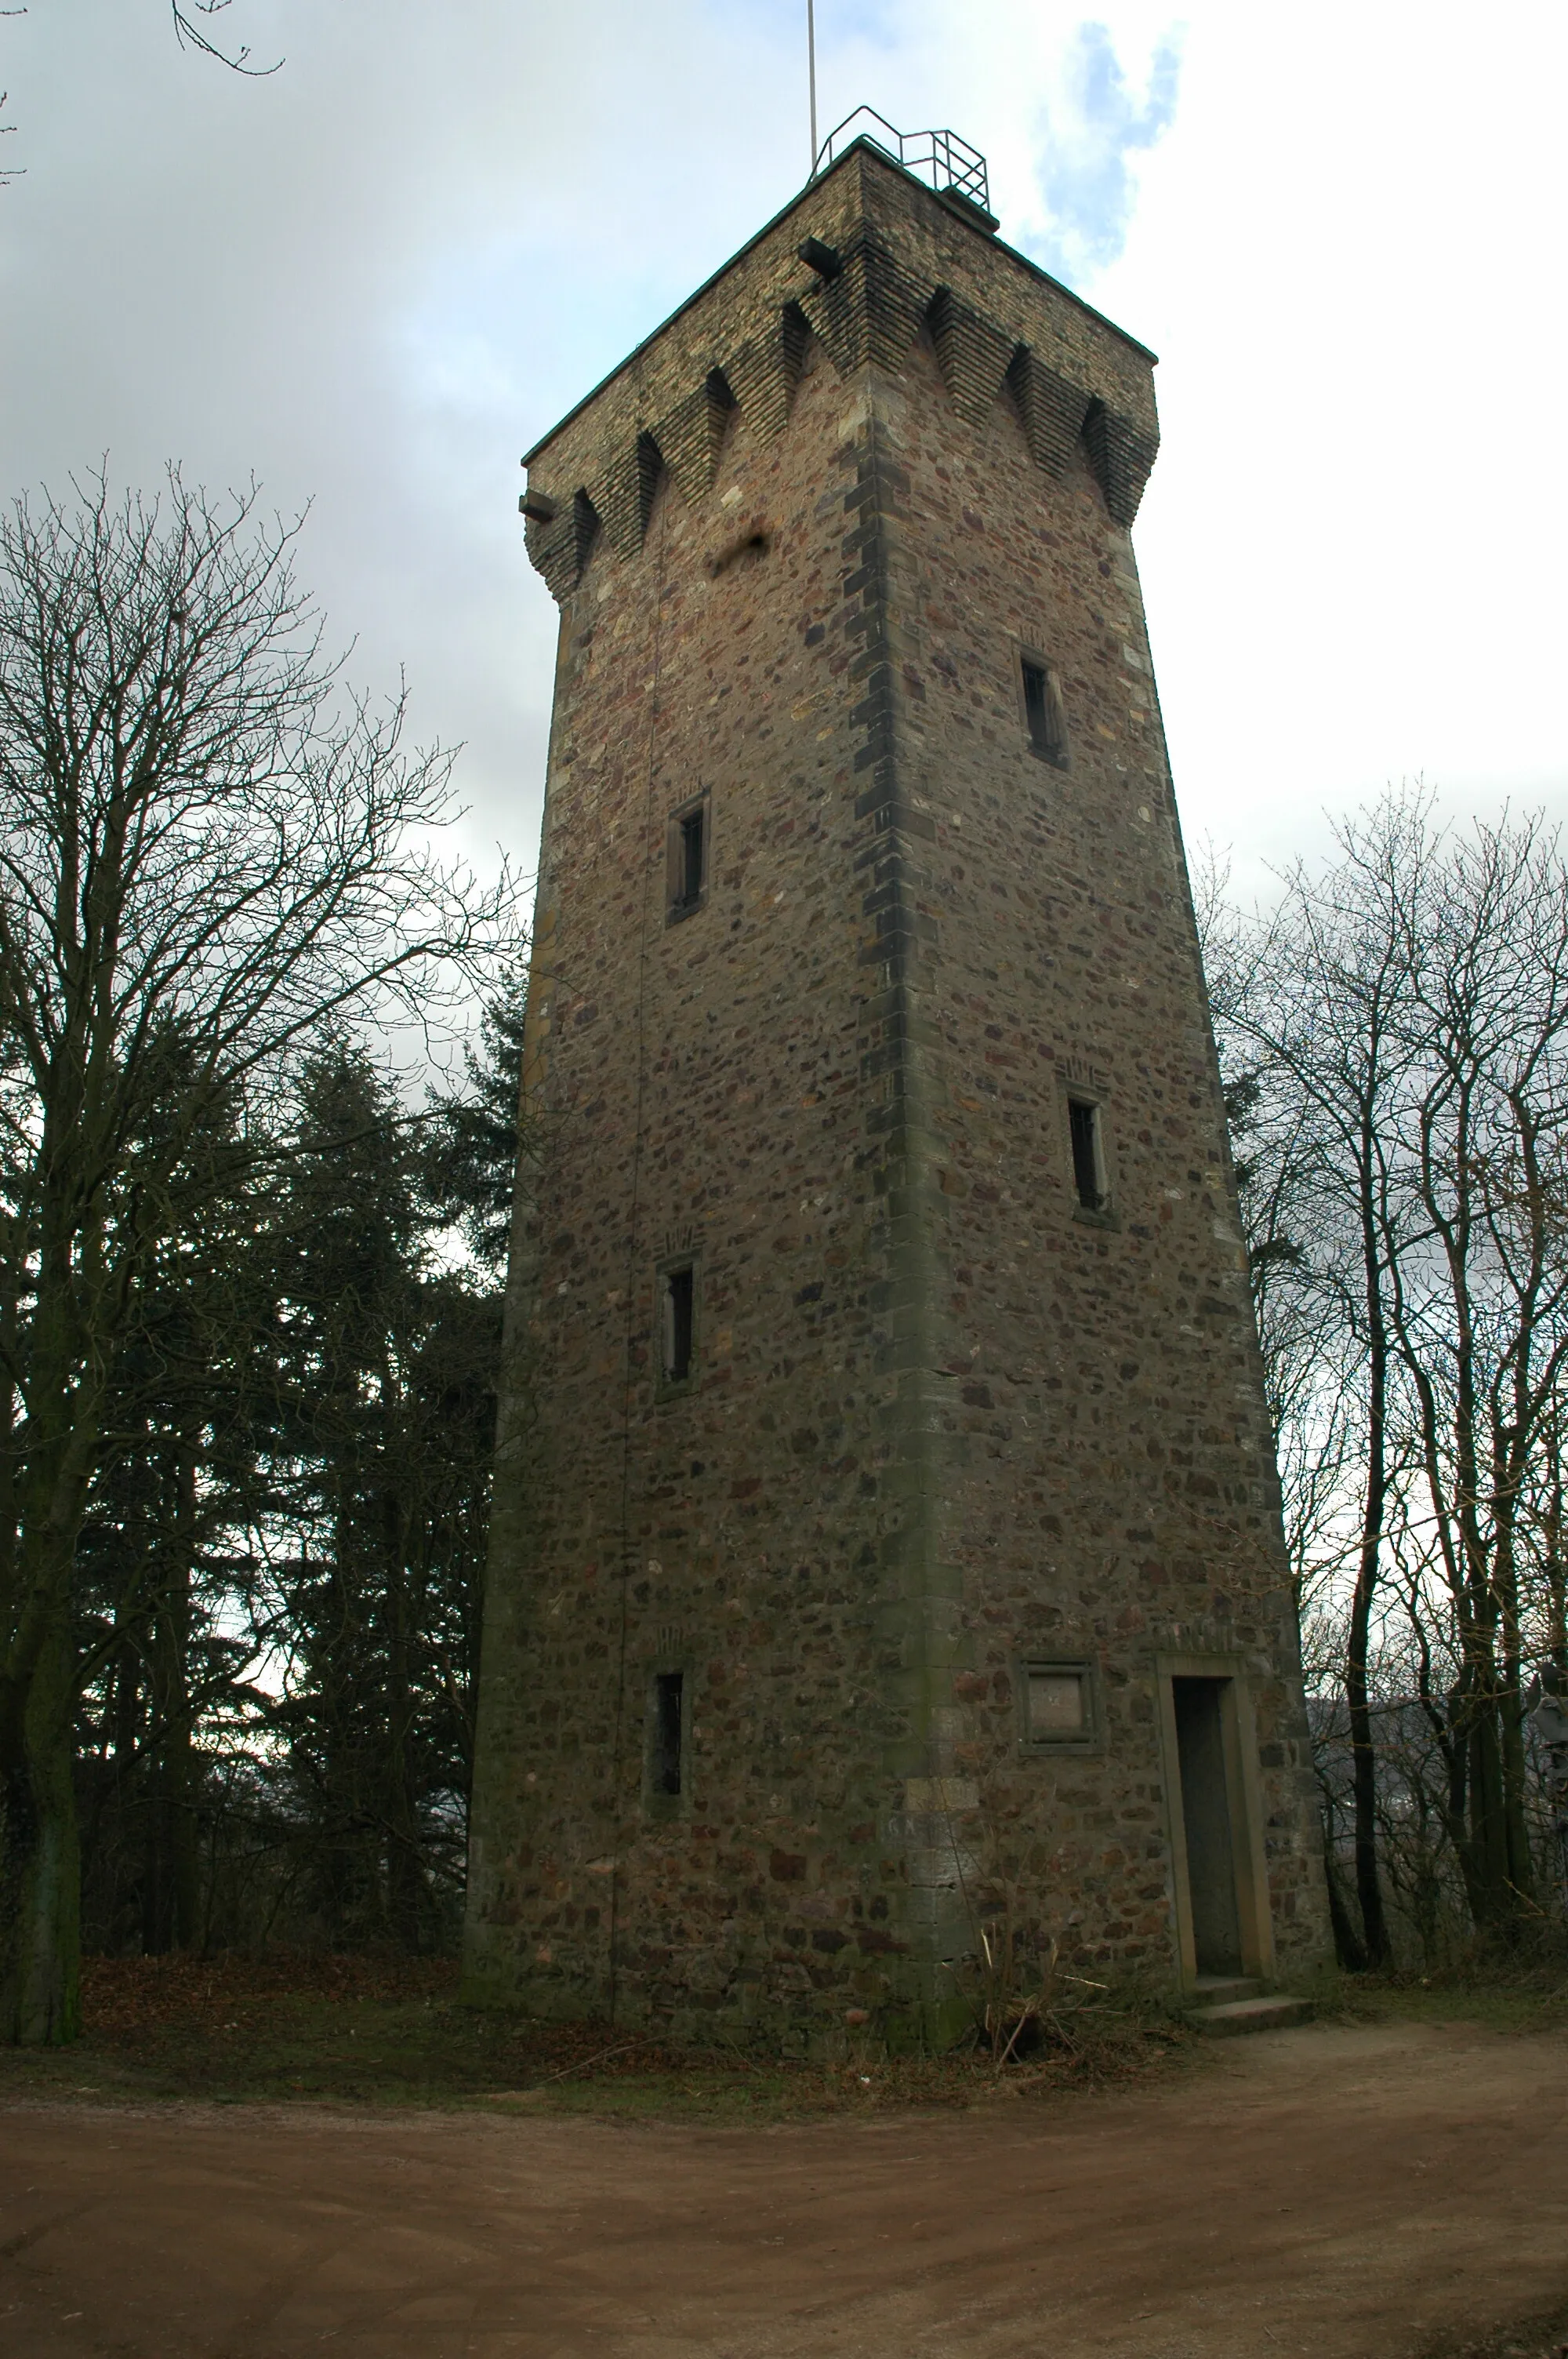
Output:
[{"xmin": 2, "ymin": 0, "xmax": 1563, "ymax": 909}]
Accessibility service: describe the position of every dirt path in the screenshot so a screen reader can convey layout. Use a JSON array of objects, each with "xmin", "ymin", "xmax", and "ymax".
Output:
[{"xmin": 3, "ymin": 2019, "xmax": 1566, "ymax": 2359}]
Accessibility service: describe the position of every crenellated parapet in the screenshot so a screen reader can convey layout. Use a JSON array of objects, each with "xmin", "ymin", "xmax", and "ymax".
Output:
[{"xmin": 521, "ymin": 140, "xmax": 1160, "ymax": 599}]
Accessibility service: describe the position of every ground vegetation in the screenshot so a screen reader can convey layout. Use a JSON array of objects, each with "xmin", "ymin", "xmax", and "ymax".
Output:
[{"xmin": 0, "ymin": 1947, "xmax": 1190, "ymax": 2117}]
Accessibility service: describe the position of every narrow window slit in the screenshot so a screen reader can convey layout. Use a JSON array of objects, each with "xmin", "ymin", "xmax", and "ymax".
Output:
[
  {"xmin": 679, "ymin": 808, "xmax": 705, "ymax": 907},
  {"xmin": 666, "ymin": 794, "xmax": 710, "ymax": 921},
  {"xmin": 661, "ymin": 1263, "xmax": 695, "ymax": 1384},
  {"xmin": 1069, "ymin": 1098, "xmax": 1105, "ymax": 1211},
  {"xmin": 1021, "ymin": 654, "xmax": 1068, "ymax": 766},
  {"xmin": 652, "ymin": 1671, "xmax": 684, "ymax": 1796}
]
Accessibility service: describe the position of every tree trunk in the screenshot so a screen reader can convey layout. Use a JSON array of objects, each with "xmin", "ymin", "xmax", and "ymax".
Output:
[
  {"xmin": 1465, "ymin": 1685, "xmax": 1512, "ymax": 1930},
  {"xmin": 143, "ymin": 1448, "xmax": 201, "ymax": 1954},
  {"xmin": 101, "ymin": 1629, "xmax": 144, "ymax": 1951},
  {"xmin": 1, "ymin": 1230, "xmax": 114, "ymax": 2038},
  {"xmin": 1319, "ymin": 1795, "xmax": 1369, "ymax": 1971},
  {"xmin": 1347, "ymin": 1274, "xmax": 1392, "ymax": 1965},
  {"xmin": 1497, "ymin": 1551, "xmax": 1535, "ymax": 1917},
  {"xmin": 0, "ymin": 1625, "xmax": 82, "ymax": 2045},
  {"xmin": 380, "ymin": 1423, "xmax": 426, "ymax": 1954}
]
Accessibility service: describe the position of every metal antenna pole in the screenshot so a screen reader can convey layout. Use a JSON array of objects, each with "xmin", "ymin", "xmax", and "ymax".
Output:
[{"xmin": 807, "ymin": 0, "xmax": 818, "ymax": 175}]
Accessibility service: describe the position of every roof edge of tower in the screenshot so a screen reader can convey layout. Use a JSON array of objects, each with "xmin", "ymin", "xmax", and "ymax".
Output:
[{"xmin": 521, "ymin": 138, "xmax": 1158, "ymax": 469}]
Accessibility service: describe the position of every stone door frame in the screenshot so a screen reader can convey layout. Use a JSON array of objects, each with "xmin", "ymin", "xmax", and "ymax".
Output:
[{"xmin": 1155, "ymin": 1651, "xmax": 1277, "ymax": 1990}]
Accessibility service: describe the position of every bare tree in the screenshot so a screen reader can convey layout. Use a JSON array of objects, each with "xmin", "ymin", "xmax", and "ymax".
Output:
[
  {"xmin": 1381, "ymin": 818, "xmax": 1568, "ymax": 1926},
  {"xmin": 0, "ymin": 468, "xmax": 510, "ymax": 2043},
  {"xmin": 1210, "ymin": 794, "xmax": 1568, "ymax": 1959},
  {"xmin": 1210, "ymin": 799, "xmax": 1439, "ymax": 1964}
]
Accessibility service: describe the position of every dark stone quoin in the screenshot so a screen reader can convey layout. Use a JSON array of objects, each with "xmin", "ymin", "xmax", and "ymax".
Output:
[{"xmin": 463, "ymin": 137, "xmax": 1331, "ymax": 2048}]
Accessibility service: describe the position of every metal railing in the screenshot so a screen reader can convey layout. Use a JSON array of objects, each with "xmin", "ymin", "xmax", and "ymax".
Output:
[{"xmin": 812, "ymin": 108, "xmax": 990, "ymax": 216}]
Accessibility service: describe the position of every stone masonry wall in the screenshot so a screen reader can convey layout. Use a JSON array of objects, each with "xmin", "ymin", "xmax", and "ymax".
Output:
[
  {"xmin": 869, "ymin": 338, "xmax": 1327, "ymax": 1986},
  {"xmin": 463, "ymin": 143, "xmax": 1331, "ymax": 2047}
]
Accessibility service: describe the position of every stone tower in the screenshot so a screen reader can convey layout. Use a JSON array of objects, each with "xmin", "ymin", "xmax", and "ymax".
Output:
[{"xmin": 464, "ymin": 124, "xmax": 1330, "ymax": 2046}]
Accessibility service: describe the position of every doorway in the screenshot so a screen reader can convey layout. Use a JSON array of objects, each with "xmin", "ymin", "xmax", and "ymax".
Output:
[{"xmin": 1171, "ymin": 1675, "xmax": 1244, "ymax": 1977}]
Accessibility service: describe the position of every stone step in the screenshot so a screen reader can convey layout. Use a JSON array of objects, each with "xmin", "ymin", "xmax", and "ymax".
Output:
[
  {"xmin": 1191, "ymin": 1976, "xmax": 1262, "ymax": 2004},
  {"xmin": 1186, "ymin": 1994, "xmax": 1314, "ymax": 2038}
]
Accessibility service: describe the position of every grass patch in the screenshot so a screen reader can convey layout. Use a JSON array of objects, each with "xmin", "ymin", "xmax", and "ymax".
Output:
[
  {"xmin": 0, "ymin": 1952, "xmax": 1193, "ymax": 2122},
  {"xmin": 1323, "ymin": 1951, "xmax": 1568, "ymax": 2038}
]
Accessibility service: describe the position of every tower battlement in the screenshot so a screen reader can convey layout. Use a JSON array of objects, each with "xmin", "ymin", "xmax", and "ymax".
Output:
[
  {"xmin": 466, "ymin": 133, "xmax": 1330, "ymax": 2045},
  {"xmin": 521, "ymin": 140, "xmax": 1158, "ymax": 598}
]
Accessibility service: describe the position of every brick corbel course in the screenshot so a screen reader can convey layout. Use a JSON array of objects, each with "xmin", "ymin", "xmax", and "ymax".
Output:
[
  {"xmin": 724, "ymin": 316, "xmax": 797, "ymax": 446},
  {"xmin": 800, "ymin": 222, "xmax": 931, "ymax": 383},
  {"xmin": 645, "ymin": 369, "xmax": 739, "ymax": 507},
  {"xmin": 1082, "ymin": 399, "xmax": 1160, "ymax": 528},
  {"xmin": 518, "ymin": 151, "xmax": 1163, "ymax": 591},
  {"xmin": 600, "ymin": 431, "xmax": 666, "ymax": 561},
  {"xmin": 649, "ymin": 384, "xmax": 710, "ymax": 507},
  {"xmin": 1004, "ymin": 343, "xmax": 1094, "ymax": 477},
  {"xmin": 926, "ymin": 286, "xmax": 1015, "ymax": 432},
  {"xmin": 524, "ymin": 485, "xmax": 601, "ymax": 601}
]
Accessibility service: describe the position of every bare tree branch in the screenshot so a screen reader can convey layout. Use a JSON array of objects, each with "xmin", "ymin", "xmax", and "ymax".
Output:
[{"xmin": 169, "ymin": 0, "xmax": 281, "ymax": 78}]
